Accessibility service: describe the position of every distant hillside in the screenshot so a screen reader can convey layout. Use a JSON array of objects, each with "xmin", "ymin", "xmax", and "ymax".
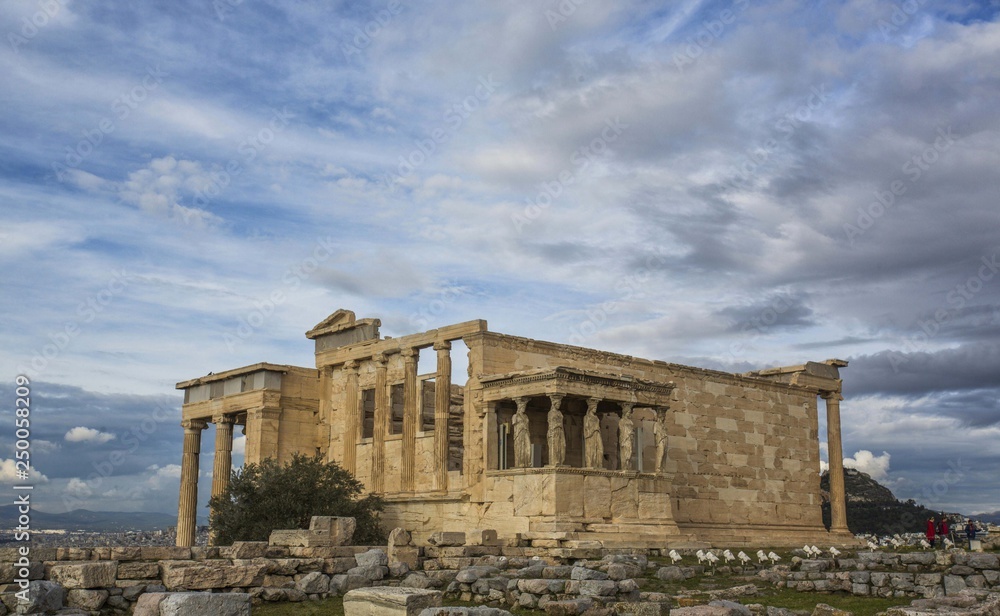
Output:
[
  {"xmin": 821, "ymin": 468, "xmax": 945, "ymax": 535},
  {"xmin": 0, "ymin": 506, "xmax": 175, "ymax": 532},
  {"xmin": 974, "ymin": 511, "xmax": 1000, "ymax": 525}
]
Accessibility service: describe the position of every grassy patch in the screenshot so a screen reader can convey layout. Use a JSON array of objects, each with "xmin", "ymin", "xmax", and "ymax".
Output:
[
  {"xmin": 255, "ymin": 597, "xmax": 344, "ymax": 616},
  {"xmin": 750, "ymin": 588, "xmax": 908, "ymax": 616}
]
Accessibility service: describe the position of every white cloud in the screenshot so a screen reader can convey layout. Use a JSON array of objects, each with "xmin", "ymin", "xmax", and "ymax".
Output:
[
  {"xmin": 66, "ymin": 478, "xmax": 93, "ymax": 498},
  {"xmin": 843, "ymin": 450, "xmax": 891, "ymax": 482},
  {"xmin": 117, "ymin": 156, "xmax": 223, "ymax": 227},
  {"xmin": 65, "ymin": 426, "xmax": 115, "ymax": 443},
  {"xmin": 145, "ymin": 464, "xmax": 182, "ymax": 489},
  {"xmin": 0, "ymin": 459, "xmax": 49, "ymax": 483},
  {"xmin": 232, "ymin": 435, "xmax": 246, "ymax": 455},
  {"xmin": 819, "ymin": 460, "xmax": 829, "ymax": 474}
]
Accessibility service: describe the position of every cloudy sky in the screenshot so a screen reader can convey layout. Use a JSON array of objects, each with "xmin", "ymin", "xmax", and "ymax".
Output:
[{"xmin": 1, "ymin": 0, "xmax": 998, "ymax": 521}]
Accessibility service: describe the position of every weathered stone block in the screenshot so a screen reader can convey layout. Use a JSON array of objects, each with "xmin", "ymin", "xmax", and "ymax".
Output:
[
  {"xmin": 657, "ymin": 566, "xmax": 685, "ymax": 582},
  {"xmin": 465, "ymin": 529, "xmax": 498, "ymax": 547},
  {"xmin": 545, "ymin": 598, "xmax": 594, "ymax": 616},
  {"xmin": 296, "ymin": 571, "xmax": 331, "ymax": 594},
  {"xmin": 310, "ymin": 516, "xmax": 356, "ymax": 546},
  {"xmin": 67, "ymin": 588, "xmax": 109, "ymax": 610},
  {"xmin": 389, "ymin": 528, "xmax": 412, "ymax": 547},
  {"xmin": 229, "ymin": 541, "xmax": 269, "ymax": 559},
  {"xmin": 344, "ymin": 586, "xmax": 442, "ymax": 616},
  {"xmin": 390, "ymin": 546, "xmax": 421, "ymax": 570},
  {"xmin": 612, "ymin": 600, "xmax": 670, "ymax": 616},
  {"xmin": 160, "ymin": 560, "xmax": 266, "ymax": 590},
  {"xmin": 117, "ymin": 561, "xmax": 160, "ymax": 579},
  {"xmin": 356, "ymin": 549, "xmax": 389, "ymax": 568},
  {"xmin": 16, "ymin": 580, "xmax": 65, "ymax": 614},
  {"xmin": 159, "ymin": 592, "xmax": 252, "ymax": 615},
  {"xmin": 428, "ymin": 532, "xmax": 466, "ymax": 547},
  {"xmin": 571, "ymin": 566, "xmax": 609, "ymax": 581},
  {"xmin": 49, "ymin": 561, "xmax": 117, "ymax": 589},
  {"xmin": 943, "ymin": 574, "xmax": 966, "ymax": 596}
]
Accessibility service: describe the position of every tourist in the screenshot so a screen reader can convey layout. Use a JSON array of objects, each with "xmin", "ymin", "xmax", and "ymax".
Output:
[
  {"xmin": 926, "ymin": 517, "xmax": 936, "ymax": 548},
  {"xmin": 937, "ymin": 516, "xmax": 950, "ymax": 548},
  {"xmin": 966, "ymin": 519, "xmax": 977, "ymax": 549}
]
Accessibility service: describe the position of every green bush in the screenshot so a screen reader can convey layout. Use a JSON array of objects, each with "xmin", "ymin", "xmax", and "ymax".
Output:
[{"xmin": 209, "ymin": 454, "xmax": 384, "ymax": 545}]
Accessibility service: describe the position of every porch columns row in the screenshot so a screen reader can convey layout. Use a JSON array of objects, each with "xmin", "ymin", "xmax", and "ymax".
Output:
[
  {"xmin": 176, "ymin": 411, "xmax": 248, "ymax": 547},
  {"xmin": 337, "ymin": 342, "xmax": 453, "ymax": 495},
  {"xmin": 503, "ymin": 395, "xmax": 668, "ymax": 472}
]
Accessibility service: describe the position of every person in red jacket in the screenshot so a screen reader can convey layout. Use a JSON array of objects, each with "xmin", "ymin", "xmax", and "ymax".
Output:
[
  {"xmin": 937, "ymin": 516, "xmax": 951, "ymax": 547},
  {"xmin": 926, "ymin": 517, "xmax": 937, "ymax": 547}
]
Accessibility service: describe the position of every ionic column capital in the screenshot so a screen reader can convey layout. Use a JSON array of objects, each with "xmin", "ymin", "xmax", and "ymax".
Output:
[
  {"xmin": 433, "ymin": 340, "xmax": 452, "ymax": 352},
  {"xmin": 401, "ymin": 347, "xmax": 418, "ymax": 363},
  {"xmin": 343, "ymin": 359, "xmax": 358, "ymax": 372},
  {"xmin": 373, "ymin": 352, "xmax": 388, "ymax": 366},
  {"xmin": 821, "ymin": 391, "xmax": 844, "ymax": 402},
  {"xmin": 213, "ymin": 414, "xmax": 235, "ymax": 426},
  {"xmin": 181, "ymin": 419, "xmax": 207, "ymax": 431}
]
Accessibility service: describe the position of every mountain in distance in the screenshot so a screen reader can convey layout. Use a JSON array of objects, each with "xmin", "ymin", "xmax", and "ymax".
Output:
[
  {"xmin": 0, "ymin": 505, "xmax": 176, "ymax": 532},
  {"xmin": 974, "ymin": 511, "xmax": 1000, "ymax": 525},
  {"xmin": 820, "ymin": 468, "xmax": 965, "ymax": 535}
]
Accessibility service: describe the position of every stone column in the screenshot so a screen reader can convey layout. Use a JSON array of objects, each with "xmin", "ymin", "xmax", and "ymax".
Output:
[
  {"xmin": 244, "ymin": 407, "xmax": 281, "ymax": 465},
  {"xmin": 823, "ymin": 390, "xmax": 849, "ymax": 533},
  {"xmin": 486, "ymin": 401, "xmax": 499, "ymax": 470},
  {"xmin": 340, "ymin": 360, "xmax": 360, "ymax": 474},
  {"xmin": 210, "ymin": 415, "xmax": 235, "ymax": 500},
  {"xmin": 401, "ymin": 348, "xmax": 418, "ymax": 492},
  {"xmin": 547, "ymin": 394, "xmax": 566, "ymax": 467},
  {"xmin": 176, "ymin": 419, "xmax": 206, "ymax": 547},
  {"xmin": 372, "ymin": 353, "xmax": 389, "ymax": 493},
  {"xmin": 433, "ymin": 341, "xmax": 452, "ymax": 491}
]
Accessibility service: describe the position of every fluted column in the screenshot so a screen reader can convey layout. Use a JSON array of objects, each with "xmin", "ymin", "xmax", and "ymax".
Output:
[
  {"xmin": 340, "ymin": 360, "xmax": 360, "ymax": 473},
  {"xmin": 176, "ymin": 418, "xmax": 206, "ymax": 547},
  {"xmin": 433, "ymin": 341, "xmax": 452, "ymax": 491},
  {"xmin": 401, "ymin": 348, "xmax": 418, "ymax": 492},
  {"xmin": 210, "ymin": 415, "xmax": 235, "ymax": 500},
  {"xmin": 823, "ymin": 389, "xmax": 849, "ymax": 533},
  {"xmin": 372, "ymin": 353, "xmax": 389, "ymax": 493}
]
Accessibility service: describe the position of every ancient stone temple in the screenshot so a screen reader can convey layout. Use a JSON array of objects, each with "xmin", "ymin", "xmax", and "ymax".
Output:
[{"xmin": 174, "ymin": 309, "xmax": 855, "ymax": 549}]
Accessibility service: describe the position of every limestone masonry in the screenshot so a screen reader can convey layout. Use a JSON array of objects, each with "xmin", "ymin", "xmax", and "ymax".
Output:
[{"xmin": 174, "ymin": 309, "xmax": 856, "ymax": 548}]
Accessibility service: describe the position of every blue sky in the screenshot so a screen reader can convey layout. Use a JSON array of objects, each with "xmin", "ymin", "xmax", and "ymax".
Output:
[{"xmin": 1, "ymin": 0, "xmax": 999, "ymax": 520}]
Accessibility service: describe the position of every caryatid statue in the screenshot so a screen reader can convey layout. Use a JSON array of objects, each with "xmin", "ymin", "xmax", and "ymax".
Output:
[
  {"xmin": 618, "ymin": 402, "xmax": 635, "ymax": 471},
  {"xmin": 546, "ymin": 394, "xmax": 566, "ymax": 466},
  {"xmin": 654, "ymin": 406, "xmax": 669, "ymax": 473},
  {"xmin": 512, "ymin": 397, "xmax": 531, "ymax": 468},
  {"xmin": 584, "ymin": 397, "xmax": 603, "ymax": 469}
]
